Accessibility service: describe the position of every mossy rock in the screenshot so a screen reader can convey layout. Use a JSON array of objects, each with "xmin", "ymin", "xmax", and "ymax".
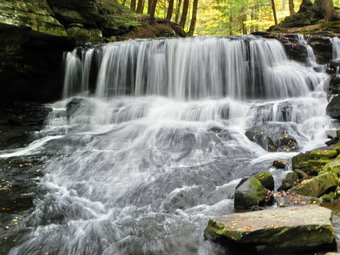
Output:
[
  {"xmin": 322, "ymin": 192, "xmax": 336, "ymax": 202},
  {"xmin": 289, "ymin": 172, "xmax": 339, "ymax": 197},
  {"xmin": 0, "ymin": 0, "xmax": 67, "ymax": 37},
  {"xmin": 254, "ymin": 172, "xmax": 274, "ymax": 191},
  {"xmin": 323, "ymin": 160, "xmax": 340, "ymax": 176},
  {"xmin": 334, "ymin": 143, "xmax": 340, "ymax": 154},
  {"xmin": 234, "ymin": 177, "xmax": 268, "ymax": 210},
  {"xmin": 278, "ymin": 172, "xmax": 299, "ymax": 191},
  {"xmin": 292, "ymin": 149, "xmax": 338, "ymax": 175},
  {"xmin": 204, "ymin": 206, "xmax": 336, "ymax": 252}
]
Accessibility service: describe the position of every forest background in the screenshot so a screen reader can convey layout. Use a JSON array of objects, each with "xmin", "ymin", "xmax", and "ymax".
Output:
[{"xmin": 118, "ymin": 0, "xmax": 340, "ymax": 36}]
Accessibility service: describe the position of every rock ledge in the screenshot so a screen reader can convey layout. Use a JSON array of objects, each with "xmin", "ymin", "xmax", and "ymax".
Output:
[{"xmin": 204, "ymin": 205, "xmax": 336, "ymax": 253}]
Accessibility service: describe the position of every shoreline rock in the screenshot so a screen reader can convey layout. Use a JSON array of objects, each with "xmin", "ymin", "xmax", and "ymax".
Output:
[{"xmin": 204, "ymin": 205, "xmax": 336, "ymax": 254}]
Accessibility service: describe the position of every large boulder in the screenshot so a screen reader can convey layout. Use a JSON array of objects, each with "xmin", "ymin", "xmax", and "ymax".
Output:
[
  {"xmin": 288, "ymin": 172, "xmax": 339, "ymax": 197},
  {"xmin": 327, "ymin": 94, "xmax": 340, "ymax": 119},
  {"xmin": 204, "ymin": 205, "xmax": 336, "ymax": 254},
  {"xmin": 234, "ymin": 177, "xmax": 269, "ymax": 210},
  {"xmin": 245, "ymin": 123, "xmax": 300, "ymax": 152}
]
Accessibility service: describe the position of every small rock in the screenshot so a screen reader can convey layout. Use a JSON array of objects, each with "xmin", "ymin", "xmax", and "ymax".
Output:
[
  {"xmin": 278, "ymin": 172, "xmax": 299, "ymax": 191},
  {"xmin": 272, "ymin": 160, "xmax": 287, "ymax": 169}
]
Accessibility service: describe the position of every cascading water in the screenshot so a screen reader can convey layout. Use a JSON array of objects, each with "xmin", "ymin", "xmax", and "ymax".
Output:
[
  {"xmin": 332, "ymin": 37, "xmax": 340, "ymax": 76},
  {"xmin": 1, "ymin": 36, "xmax": 332, "ymax": 255}
]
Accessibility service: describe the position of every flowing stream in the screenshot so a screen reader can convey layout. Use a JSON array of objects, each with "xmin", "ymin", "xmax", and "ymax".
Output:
[{"xmin": 1, "ymin": 36, "xmax": 337, "ymax": 254}]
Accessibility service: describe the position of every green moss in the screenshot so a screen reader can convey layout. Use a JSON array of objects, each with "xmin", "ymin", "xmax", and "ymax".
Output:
[
  {"xmin": 289, "ymin": 172, "xmax": 339, "ymax": 197},
  {"xmin": 254, "ymin": 172, "xmax": 274, "ymax": 191},
  {"xmin": 320, "ymin": 21, "xmax": 340, "ymax": 32},
  {"xmin": 310, "ymin": 149, "xmax": 338, "ymax": 159},
  {"xmin": 0, "ymin": 0, "xmax": 67, "ymax": 37},
  {"xmin": 278, "ymin": 172, "xmax": 299, "ymax": 191},
  {"xmin": 323, "ymin": 160, "xmax": 340, "ymax": 176},
  {"xmin": 234, "ymin": 177, "xmax": 268, "ymax": 210},
  {"xmin": 322, "ymin": 192, "xmax": 336, "ymax": 202}
]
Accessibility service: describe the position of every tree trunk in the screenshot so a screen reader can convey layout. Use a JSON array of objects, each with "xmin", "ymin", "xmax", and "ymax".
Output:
[
  {"xmin": 179, "ymin": 0, "xmax": 189, "ymax": 29},
  {"xmin": 130, "ymin": 0, "xmax": 137, "ymax": 11},
  {"xmin": 166, "ymin": 0, "xmax": 174, "ymax": 22},
  {"xmin": 148, "ymin": 0, "xmax": 153, "ymax": 14},
  {"xmin": 188, "ymin": 0, "xmax": 198, "ymax": 36},
  {"xmin": 299, "ymin": 0, "xmax": 313, "ymax": 12},
  {"xmin": 122, "ymin": 0, "xmax": 127, "ymax": 7},
  {"xmin": 315, "ymin": 0, "xmax": 335, "ymax": 21},
  {"xmin": 136, "ymin": 0, "xmax": 145, "ymax": 13},
  {"xmin": 229, "ymin": 13, "xmax": 233, "ymax": 36},
  {"xmin": 289, "ymin": 0, "xmax": 295, "ymax": 14},
  {"xmin": 149, "ymin": 0, "xmax": 158, "ymax": 24},
  {"xmin": 282, "ymin": 0, "xmax": 287, "ymax": 11},
  {"xmin": 270, "ymin": 0, "xmax": 278, "ymax": 25},
  {"xmin": 175, "ymin": 0, "xmax": 182, "ymax": 23}
]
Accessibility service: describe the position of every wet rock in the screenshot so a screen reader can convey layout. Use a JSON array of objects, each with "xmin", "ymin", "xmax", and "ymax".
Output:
[
  {"xmin": 278, "ymin": 172, "xmax": 299, "ymax": 191},
  {"xmin": 327, "ymin": 95, "xmax": 340, "ymax": 119},
  {"xmin": 234, "ymin": 177, "xmax": 269, "ymax": 210},
  {"xmin": 204, "ymin": 205, "xmax": 336, "ymax": 253},
  {"xmin": 0, "ymin": 103, "xmax": 52, "ymax": 150},
  {"xmin": 289, "ymin": 172, "xmax": 339, "ymax": 197},
  {"xmin": 66, "ymin": 97, "xmax": 94, "ymax": 120},
  {"xmin": 254, "ymin": 172, "xmax": 274, "ymax": 191},
  {"xmin": 245, "ymin": 123, "xmax": 300, "ymax": 152},
  {"xmin": 273, "ymin": 191, "xmax": 321, "ymax": 207},
  {"xmin": 292, "ymin": 149, "xmax": 338, "ymax": 175},
  {"xmin": 272, "ymin": 160, "xmax": 287, "ymax": 169}
]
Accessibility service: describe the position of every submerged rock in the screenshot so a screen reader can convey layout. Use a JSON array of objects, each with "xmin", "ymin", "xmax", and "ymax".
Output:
[
  {"xmin": 245, "ymin": 123, "xmax": 299, "ymax": 152},
  {"xmin": 234, "ymin": 176, "xmax": 269, "ymax": 210},
  {"xmin": 204, "ymin": 205, "xmax": 336, "ymax": 253}
]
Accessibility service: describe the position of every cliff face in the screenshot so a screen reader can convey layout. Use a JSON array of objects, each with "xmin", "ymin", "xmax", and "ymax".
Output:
[{"xmin": 0, "ymin": 0, "xmax": 181, "ymax": 105}]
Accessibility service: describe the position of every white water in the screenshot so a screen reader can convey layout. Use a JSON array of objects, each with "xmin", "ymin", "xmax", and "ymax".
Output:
[
  {"xmin": 332, "ymin": 37, "xmax": 340, "ymax": 61},
  {"xmin": 3, "ymin": 36, "xmax": 333, "ymax": 255}
]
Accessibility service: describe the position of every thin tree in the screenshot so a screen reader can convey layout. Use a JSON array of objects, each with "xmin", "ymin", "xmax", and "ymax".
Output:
[
  {"xmin": 289, "ymin": 0, "xmax": 295, "ymax": 14},
  {"xmin": 175, "ymin": 0, "xmax": 182, "ymax": 23},
  {"xmin": 179, "ymin": 0, "xmax": 189, "ymax": 29},
  {"xmin": 188, "ymin": 0, "xmax": 198, "ymax": 35},
  {"xmin": 270, "ymin": 0, "xmax": 278, "ymax": 25},
  {"xmin": 166, "ymin": 0, "xmax": 175, "ymax": 22},
  {"xmin": 149, "ymin": 0, "xmax": 158, "ymax": 24},
  {"xmin": 130, "ymin": 0, "xmax": 137, "ymax": 11},
  {"xmin": 136, "ymin": 0, "xmax": 145, "ymax": 13}
]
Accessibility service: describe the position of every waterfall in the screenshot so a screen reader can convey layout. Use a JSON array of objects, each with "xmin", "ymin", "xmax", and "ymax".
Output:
[
  {"xmin": 63, "ymin": 36, "xmax": 325, "ymax": 100},
  {"xmin": 2, "ymin": 36, "xmax": 332, "ymax": 255},
  {"xmin": 332, "ymin": 37, "xmax": 340, "ymax": 60}
]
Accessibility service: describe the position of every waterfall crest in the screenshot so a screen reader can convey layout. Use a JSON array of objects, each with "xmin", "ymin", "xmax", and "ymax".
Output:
[{"xmin": 63, "ymin": 36, "xmax": 326, "ymax": 100}]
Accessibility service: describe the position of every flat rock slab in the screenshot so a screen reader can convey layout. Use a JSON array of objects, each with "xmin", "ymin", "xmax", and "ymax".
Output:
[{"xmin": 204, "ymin": 205, "xmax": 336, "ymax": 253}]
